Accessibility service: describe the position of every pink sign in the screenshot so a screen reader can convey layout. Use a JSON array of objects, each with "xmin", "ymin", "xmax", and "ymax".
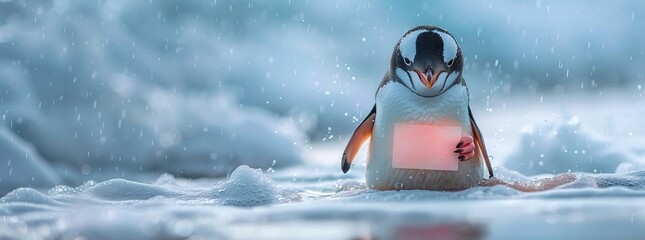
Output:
[{"xmin": 392, "ymin": 123, "xmax": 461, "ymax": 171}]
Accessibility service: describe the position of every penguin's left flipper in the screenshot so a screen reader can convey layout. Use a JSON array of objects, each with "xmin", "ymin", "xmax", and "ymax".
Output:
[
  {"xmin": 341, "ymin": 105, "xmax": 376, "ymax": 173},
  {"xmin": 469, "ymin": 106, "xmax": 494, "ymax": 178}
]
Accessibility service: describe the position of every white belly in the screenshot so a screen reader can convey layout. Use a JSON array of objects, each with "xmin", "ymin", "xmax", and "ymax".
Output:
[{"xmin": 366, "ymin": 82, "xmax": 483, "ymax": 190}]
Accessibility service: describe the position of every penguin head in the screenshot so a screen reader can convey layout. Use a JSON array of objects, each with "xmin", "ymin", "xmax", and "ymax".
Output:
[{"xmin": 391, "ymin": 25, "xmax": 463, "ymax": 97}]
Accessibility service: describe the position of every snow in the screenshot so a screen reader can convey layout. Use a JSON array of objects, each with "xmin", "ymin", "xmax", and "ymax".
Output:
[
  {"xmin": 503, "ymin": 116, "xmax": 644, "ymax": 175},
  {"xmin": 1, "ymin": 0, "xmax": 645, "ymax": 239},
  {"xmin": 2, "ymin": 164, "xmax": 645, "ymax": 239},
  {"xmin": 208, "ymin": 165, "xmax": 281, "ymax": 207},
  {"xmin": 1, "ymin": 0, "xmax": 309, "ymax": 187}
]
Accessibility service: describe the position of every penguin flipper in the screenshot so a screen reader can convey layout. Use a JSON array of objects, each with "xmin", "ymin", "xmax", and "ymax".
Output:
[
  {"xmin": 469, "ymin": 106, "xmax": 494, "ymax": 178},
  {"xmin": 341, "ymin": 105, "xmax": 376, "ymax": 173}
]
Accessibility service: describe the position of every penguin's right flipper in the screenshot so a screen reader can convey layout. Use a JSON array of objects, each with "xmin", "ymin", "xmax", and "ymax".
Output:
[
  {"xmin": 341, "ymin": 105, "xmax": 376, "ymax": 173},
  {"xmin": 469, "ymin": 106, "xmax": 494, "ymax": 178}
]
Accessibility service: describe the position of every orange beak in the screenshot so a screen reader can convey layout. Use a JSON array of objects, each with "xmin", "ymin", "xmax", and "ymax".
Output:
[{"xmin": 414, "ymin": 69, "xmax": 444, "ymax": 89}]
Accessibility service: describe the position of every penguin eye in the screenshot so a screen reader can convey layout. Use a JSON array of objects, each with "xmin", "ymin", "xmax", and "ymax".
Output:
[
  {"xmin": 447, "ymin": 59, "xmax": 454, "ymax": 67},
  {"xmin": 403, "ymin": 57, "xmax": 412, "ymax": 65}
]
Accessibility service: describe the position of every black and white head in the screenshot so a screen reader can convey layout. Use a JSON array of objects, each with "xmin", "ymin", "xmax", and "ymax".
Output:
[{"xmin": 390, "ymin": 25, "xmax": 464, "ymax": 97}]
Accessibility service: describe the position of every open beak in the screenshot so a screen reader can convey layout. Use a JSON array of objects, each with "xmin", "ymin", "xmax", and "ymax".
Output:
[{"xmin": 414, "ymin": 69, "xmax": 444, "ymax": 89}]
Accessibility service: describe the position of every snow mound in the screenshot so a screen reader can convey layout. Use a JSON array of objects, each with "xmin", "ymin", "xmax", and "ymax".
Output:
[
  {"xmin": 0, "ymin": 128, "xmax": 61, "ymax": 195},
  {"xmin": 1, "ymin": 165, "xmax": 282, "ymax": 208},
  {"xmin": 82, "ymin": 179, "xmax": 182, "ymax": 201},
  {"xmin": 208, "ymin": 165, "xmax": 281, "ymax": 207},
  {"xmin": 503, "ymin": 117, "xmax": 643, "ymax": 175},
  {"xmin": 0, "ymin": 187, "xmax": 59, "ymax": 206},
  {"xmin": 4, "ymin": 165, "xmax": 645, "ymax": 207}
]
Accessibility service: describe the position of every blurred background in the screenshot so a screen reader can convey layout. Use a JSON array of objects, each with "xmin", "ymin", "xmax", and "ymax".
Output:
[{"xmin": 1, "ymin": 0, "xmax": 644, "ymax": 194}]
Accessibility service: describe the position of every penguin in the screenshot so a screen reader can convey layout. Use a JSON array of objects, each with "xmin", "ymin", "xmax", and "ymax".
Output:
[{"xmin": 341, "ymin": 25, "xmax": 494, "ymax": 191}]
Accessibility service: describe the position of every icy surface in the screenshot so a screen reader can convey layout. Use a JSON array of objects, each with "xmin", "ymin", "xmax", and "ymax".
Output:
[{"xmin": 1, "ymin": 164, "xmax": 645, "ymax": 239}]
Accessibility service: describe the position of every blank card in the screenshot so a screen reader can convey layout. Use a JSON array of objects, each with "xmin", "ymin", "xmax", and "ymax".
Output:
[{"xmin": 392, "ymin": 123, "xmax": 461, "ymax": 171}]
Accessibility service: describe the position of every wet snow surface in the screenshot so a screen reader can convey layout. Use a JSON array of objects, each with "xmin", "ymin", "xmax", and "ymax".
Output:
[
  {"xmin": 2, "ymin": 0, "xmax": 645, "ymax": 239},
  {"xmin": 2, "ymin": 165, "xmax": 645, "ymax": 239},
  {"xmin": 3, "ymin": 103, "xmax": 645, "ymax": 239}
]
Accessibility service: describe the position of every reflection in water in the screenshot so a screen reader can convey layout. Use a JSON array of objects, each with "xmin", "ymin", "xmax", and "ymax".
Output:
[{"xmin": 352, "ymin": 222, "xmax": 485, "ymax": 240}]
